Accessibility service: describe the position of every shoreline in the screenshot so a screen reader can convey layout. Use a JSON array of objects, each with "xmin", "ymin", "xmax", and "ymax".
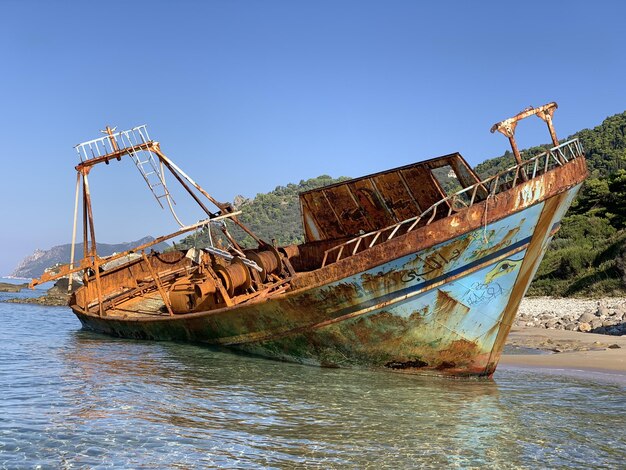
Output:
[
  {"xmin": 3, "ymin": 286, "xmax": 625, "ymax": 380},
  {"xmin": 0, "ymin": 282, "xmax": 29, "ymax": 293},
  {"xmin": 500, "ymin": 326, "xmax": 626, "ymax": 382}
]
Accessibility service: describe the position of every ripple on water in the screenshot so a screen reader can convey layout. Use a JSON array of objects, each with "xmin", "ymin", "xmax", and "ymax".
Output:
[{"xmin": 0, "ymin": 302, "xmax": 625, "ymax": 468}]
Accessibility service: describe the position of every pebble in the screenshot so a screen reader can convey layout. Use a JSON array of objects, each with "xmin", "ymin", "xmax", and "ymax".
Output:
[{"xmin": 515, "ymin": 297, "xmax": 626, "ymax": 337}]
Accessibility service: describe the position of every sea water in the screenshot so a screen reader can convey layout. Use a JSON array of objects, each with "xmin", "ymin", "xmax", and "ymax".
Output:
[{"xmin": 0, "ymin": 285, "xmax": 624, "ymax": 468}]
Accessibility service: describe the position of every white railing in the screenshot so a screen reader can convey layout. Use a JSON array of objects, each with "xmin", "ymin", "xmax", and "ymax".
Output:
[
  {"xmin": 321, "ymin": 139, "xmax": 584, "ymax": 267},
  {"xmin": 75, "ymin": 125, "xmax": 151, "ymax": 162}
]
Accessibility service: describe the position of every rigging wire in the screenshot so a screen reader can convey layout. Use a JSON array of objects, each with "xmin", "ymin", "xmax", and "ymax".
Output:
[{"xmin": 159, "ymin": 158, "xmax": 186, "ymax": 228}]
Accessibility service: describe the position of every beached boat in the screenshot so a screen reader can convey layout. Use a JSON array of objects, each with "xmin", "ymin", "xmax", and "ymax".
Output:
[{"xmin": 33, "ymin": 103, "xmax": 587, "ymax": 377}]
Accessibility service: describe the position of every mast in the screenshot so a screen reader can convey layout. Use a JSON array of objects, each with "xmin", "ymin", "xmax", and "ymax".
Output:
[{"xmin": 32, "ymin": 125, "xmax": 269, "ymax": 294}]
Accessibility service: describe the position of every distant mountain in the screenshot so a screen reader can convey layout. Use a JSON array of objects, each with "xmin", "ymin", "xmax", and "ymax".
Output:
[{"xmin": 12, "ymin": 237, "xmax": 170, "ymax": 279}]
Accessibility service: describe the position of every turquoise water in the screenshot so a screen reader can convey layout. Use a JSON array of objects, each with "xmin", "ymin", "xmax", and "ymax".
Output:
[{"xmin": 0, "ymin": 291, "xmax": 625, "ymax": 468}]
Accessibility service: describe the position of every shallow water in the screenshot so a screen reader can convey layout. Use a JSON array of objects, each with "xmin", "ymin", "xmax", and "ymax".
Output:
[{"xmin": 1, "ymin": 292, "xmax": 625, "ymax": 468}]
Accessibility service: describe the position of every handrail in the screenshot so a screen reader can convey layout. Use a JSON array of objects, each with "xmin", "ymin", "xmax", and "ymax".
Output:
[
  {"xmin": 321, "ymin": 138, "xmax": 584, "ymax": 267},
  {"xmin": 75, "ymin": 125, "xmax": 150, "ymax": 162}
]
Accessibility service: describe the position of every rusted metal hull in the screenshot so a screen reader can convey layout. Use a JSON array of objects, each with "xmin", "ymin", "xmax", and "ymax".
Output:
[
  {"xmin": 70, "ymin": 157, "xmax": 586, "ymax": 378},
  {"xmin": 29, "ymin": 104, "xmax": 587, "ymax": 378}
]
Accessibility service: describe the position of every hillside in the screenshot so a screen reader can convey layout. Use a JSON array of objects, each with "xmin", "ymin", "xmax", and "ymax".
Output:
[
  {"xmin": 177, "ymin": 175, "xmax": 351, "ymax": 250},
  {"xmin": 477, "ymin": 111, "xmax": 626, "ymax": 296},
  {"xmin": 177, "ymin": 111, "xmax": 626, "ymax": 297},
  {"xmin": 12, "ymin": 237, "xmax": 170, "ymax": 279}
]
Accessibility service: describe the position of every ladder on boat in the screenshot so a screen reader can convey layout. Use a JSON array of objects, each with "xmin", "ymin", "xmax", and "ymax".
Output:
[{"xmin": 74, "ymin": 125, "xmax": 174, "ymax": 208}]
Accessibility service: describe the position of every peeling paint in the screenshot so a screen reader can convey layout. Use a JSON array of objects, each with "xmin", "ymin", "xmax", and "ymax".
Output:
[{"xmin": 33, "ymin": 109, "xmax": 587, "ymax": 378}]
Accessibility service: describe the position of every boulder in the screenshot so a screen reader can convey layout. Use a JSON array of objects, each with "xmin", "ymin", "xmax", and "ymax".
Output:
[
  {"xmin": 591, "ymin": 319, "xmax": 603, "ymax": 329},
  {"xmin": 579, "ymin": 322, "xmax": 592, "ymax": 332},
  {"xmin": 578, "ymin": 311, "xmax": 596, "ymax": 323},
  {"xmin": 545, "ymin": 320, "xmax": 558, "ymax": 329}
]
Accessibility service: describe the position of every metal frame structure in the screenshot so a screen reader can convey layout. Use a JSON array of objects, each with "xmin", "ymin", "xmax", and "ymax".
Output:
[
  {"xmin": 321, "ymin": 138, "xmax": 584, "ymax": 267},
  {"xmin": 33, "ymin": 126, "xmax": 271, "ymax": 316},
  {"xmin": 28, "ymin": 102, "xmax": 590, "ymax": 378}
]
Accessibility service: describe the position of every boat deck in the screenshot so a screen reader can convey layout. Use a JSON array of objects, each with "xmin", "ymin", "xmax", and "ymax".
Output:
[{"xmin": 87, "ymin": 291, "xmax": 170, "ymax": 319}]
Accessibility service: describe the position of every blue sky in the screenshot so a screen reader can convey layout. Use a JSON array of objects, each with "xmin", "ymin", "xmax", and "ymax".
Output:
[{"xmin": 1, "ymin": 0, "xmax": 625, "ymax": 275}]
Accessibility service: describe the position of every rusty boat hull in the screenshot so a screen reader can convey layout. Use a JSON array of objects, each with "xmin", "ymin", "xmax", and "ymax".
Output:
[
  {"xmin": 69, "ymin": 156, "xmax": 586, "ymax": 378},
  {"xmin": 33, "ymin": 103, "xmax": 588, "ymax": 378}
]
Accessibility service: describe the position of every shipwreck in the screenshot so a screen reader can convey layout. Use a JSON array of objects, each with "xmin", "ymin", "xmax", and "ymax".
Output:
[{"xmin": 33, "ymin": 103, "xmax": 588, "ymax": 377}]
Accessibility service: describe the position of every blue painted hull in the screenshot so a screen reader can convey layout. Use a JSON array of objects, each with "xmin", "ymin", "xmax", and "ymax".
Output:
[
  {"xmin": 231, "ymin": 184, "xmax": 582, "ymax": 375},
  {"xmin": 75, "ymin": 181, "xmax": 583, "ymax": 377}
]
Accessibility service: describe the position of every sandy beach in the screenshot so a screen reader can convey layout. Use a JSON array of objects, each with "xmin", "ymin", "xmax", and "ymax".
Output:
[
  {"xmin": 502, "ymin": 326, "xmax": 626, "ymax": 380},
  {"xmin": 498, "ymin": 296, "xmax": 626, "ymax": 381}
]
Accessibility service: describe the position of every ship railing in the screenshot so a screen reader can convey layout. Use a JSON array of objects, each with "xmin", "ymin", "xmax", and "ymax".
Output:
[
  {"xmin": 75, "ymin": 125, "xmax": 152, "ymax": 162},
  {"xmin": 321, "ymin": 138, "xmax": 584, "ymax": 267}
]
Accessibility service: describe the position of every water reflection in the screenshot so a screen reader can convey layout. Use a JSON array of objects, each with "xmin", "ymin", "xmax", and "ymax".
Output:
[
  {"xmin": 60, "ymin": 331, "xmax": 512, "ymax": 467},
  {"xmin": 1, "ymin": 305, "xmax": 624, "ymax": 468}
]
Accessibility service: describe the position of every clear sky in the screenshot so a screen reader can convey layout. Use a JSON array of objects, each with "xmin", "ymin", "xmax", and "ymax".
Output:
[{"xmin": 1, "ymin": 0, "xmax": 625, "ymax": 276}]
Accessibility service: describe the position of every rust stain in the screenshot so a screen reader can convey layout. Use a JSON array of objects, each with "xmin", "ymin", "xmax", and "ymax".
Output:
[
  {"xmin": 298, "ymin": 153, "xmax": 483, "ymax": 243},
  {"xmin": 382, "ymin": 338, "xmax": 483, "ymax": 372},
  {"xmin": 32, "ymin": 107, "xmax": 588, "ymax": 377},
  {"xmin": 436, "ymin": 339, "xmax": 481, "ymax": 367},
  {"xmin": 289, "ymin": 157, "xmax": 587, "ymax": 294},
  {"xmin": 484, "ymin": 191, "xmax": 570, "ymax": 374},
  {"xmin": 372, "ymin": 172, "xmax": 417, "ymax": 221},
  {"xmin": 470, "ymin": 225, "xmax": 521, "ymax": 260},
  {"xmin": 433, "ymin": 289, "xmax": 470, "ymax": 323},
  {"xmin": 412, "ymin": 235, "xmax": 473, "ymax": 279}
]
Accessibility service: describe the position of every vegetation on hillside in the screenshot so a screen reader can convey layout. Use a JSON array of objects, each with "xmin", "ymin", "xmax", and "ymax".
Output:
[
  {"xmin": 491, "ymin": 111, "xmax": 626, "ymax": 296},
  {"xmin": 529, "ymin": 164, "xmax": 626, "ymax": 296},
  {"xmin": 178, "ymin": 111, "xmax": 626, "ymax": 297},
  {"xmin": 176, "ymin": 175, "xmax": 350, "ymax": 250}
]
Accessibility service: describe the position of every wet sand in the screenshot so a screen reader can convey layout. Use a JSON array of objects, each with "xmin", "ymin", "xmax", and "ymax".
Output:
[{"xmin": 502, "ymin": 327, "xmax": 626, "ymax": 377}]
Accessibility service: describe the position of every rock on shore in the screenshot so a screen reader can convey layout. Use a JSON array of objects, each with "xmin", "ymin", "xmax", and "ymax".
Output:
[
  {"xmin": 0, "ymin": 282, "xmax": 29, "ymax": 293},
  {"xmin": 516, "ymin": 297, "xmax": 626, "ymax": 336},
  {"xmin": 4, "ymin": 279, "xmax": 73, "ymax": 307}
]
